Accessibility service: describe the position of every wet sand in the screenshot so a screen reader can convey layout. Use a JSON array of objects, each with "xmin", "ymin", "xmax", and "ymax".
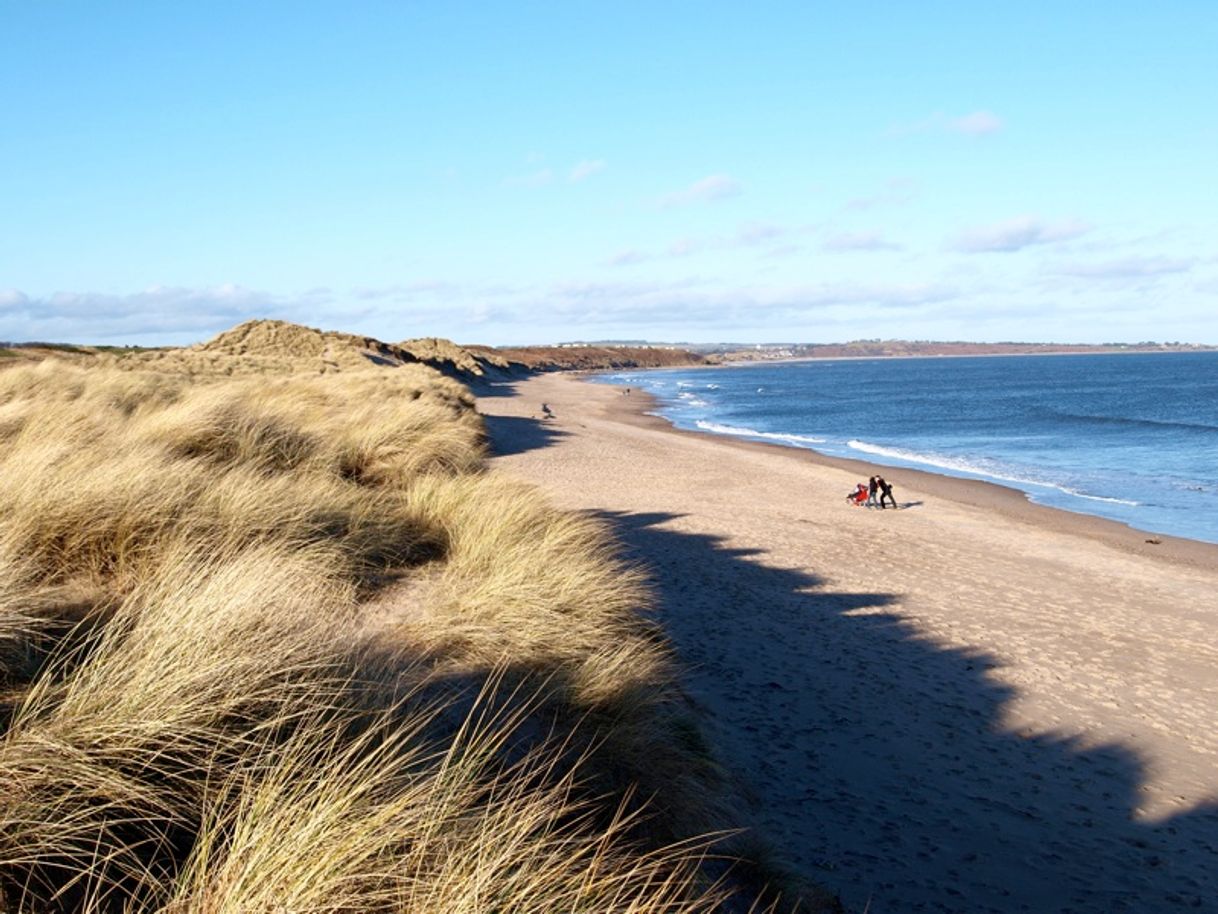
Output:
[{"xmin": 479, "ymin": 371, "xmax": 1218, "ymax": 913}]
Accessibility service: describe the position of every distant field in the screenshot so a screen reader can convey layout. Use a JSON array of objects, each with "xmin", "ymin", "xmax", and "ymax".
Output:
[{"xmin": 468, "ymin": 343, "xmax": 708, "ymax": 371}]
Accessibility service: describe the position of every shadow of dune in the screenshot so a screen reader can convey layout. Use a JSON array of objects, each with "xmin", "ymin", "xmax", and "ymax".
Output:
[
  {"xmin": 469, "ymin": 376, "xmax": 533, "ymax": 399},
  {"xmin": 480, "ymin": 413, "xmax": 567, "ymax": 457},
  {"xmin": 594, "ymin": 509, "xmax": 1218, "ymax": 913}
]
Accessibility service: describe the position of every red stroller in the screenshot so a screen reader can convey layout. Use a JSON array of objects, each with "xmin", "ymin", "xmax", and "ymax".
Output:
[{"xmin": 846, "ymin": 482, "xmax": 869, "ymax": 506}]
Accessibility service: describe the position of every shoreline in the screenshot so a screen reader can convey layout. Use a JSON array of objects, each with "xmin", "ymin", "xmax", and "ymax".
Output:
[
  {"xmin": 585, "ymin": 371, "xmax": 1218, "ymax": 569},
  {"xmin": 479, "ymin": 371, "xmax": 1218, "ymax": 911}
]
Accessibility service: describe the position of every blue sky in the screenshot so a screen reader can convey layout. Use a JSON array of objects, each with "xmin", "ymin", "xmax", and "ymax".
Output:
[{"xmin": 2, "ymin": 2, "xmax": 1215, "ymax": 346}]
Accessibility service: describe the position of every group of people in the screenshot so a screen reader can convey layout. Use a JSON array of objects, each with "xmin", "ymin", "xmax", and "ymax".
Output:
[{"xmin": 848, "ymin": 474, "xmax": 897, "ymax": 509}]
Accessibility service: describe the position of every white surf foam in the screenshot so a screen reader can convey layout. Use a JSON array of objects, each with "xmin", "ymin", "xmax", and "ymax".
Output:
[
  {"xmin": 696, "ymin": 420, "xmax": 826, "ymax": 446},
  {"xmin": 1057, "ymin": 488, "xmax": 1141, "ymax": 506},
  {"xmin": 845, "ymin": 440, "xmax": 1141, "ymax": 506}
]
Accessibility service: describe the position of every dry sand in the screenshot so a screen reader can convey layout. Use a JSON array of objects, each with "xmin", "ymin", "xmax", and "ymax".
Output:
[{"xmin": 478, "ymin": 372, "xmax": 1218, "ymax": 914}]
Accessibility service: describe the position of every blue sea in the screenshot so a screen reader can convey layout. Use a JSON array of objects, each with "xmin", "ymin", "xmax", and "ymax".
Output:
[{"xmin": 596, "ymin": 351, "xmax": 1218, "ymax": 545}]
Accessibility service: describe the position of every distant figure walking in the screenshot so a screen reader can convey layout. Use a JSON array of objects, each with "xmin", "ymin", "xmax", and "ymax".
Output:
[
  {"xmin": 541, "ymin": 402, "xmax": 555, "ymax": 420},
  {"xmin": 867, "ymin": 476, "xmax": 879, "ymax": 507},
  {"xmin": 878, "ymin": 476, "xmax": 897, "ymax": 509}
]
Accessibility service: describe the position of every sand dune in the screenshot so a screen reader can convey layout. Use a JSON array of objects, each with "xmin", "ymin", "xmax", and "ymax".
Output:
[{"xmin": 480, "ymin": 371, "xmax": 1218, "ymax": 913}]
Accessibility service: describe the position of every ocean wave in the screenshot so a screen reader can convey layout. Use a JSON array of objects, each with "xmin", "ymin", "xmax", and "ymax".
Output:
[
  {"xmin": 677, "ymin": 392, "xmax": 709, "ymax": 407},
  {"xmin": 845, "ymin": 440, "xmax": 1141, "ymax": 506},
  {"xmin": 1059, "ymin": 488, "xmax": 1142, "ymax": 506},
  {"xmin": 1050, "ymin": 411, "xmax": 1218, "ymax": 434},
  {"xmin": 695, "ymin": 420, "xmax": 826, "ymax": 446}
]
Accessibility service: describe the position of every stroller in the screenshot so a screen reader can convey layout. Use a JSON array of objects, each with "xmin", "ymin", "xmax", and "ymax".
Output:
[{"xmin": 846, "ymin": 482, "xmax": 869, "ymax": 506}]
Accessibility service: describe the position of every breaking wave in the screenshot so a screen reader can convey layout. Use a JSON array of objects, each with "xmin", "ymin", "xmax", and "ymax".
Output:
[
  {"xmin": 695, "ymin": 421, "xmax": 826, "ymax": 446},
  {"xmin": 845, "ymin": 440, "xmax": 1140, "ymax": 506}
]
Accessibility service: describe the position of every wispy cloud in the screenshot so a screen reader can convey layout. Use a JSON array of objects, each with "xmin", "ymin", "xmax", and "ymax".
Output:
[
  {"xmin": 890, "ymin": 110, "xmax": 1004, "ymax": 137},
  {"xmin": 505, "ymin": 157, "xmax": 607, "ymax": 188},
  {"xmin": 606, "ymin": 249, "xmax": 650, "ymax": 267},
  {"xmin": 1050, "ymin": 256, "xmax": 1194, "ymax": 279},
  {"xmin": 568, "ymin": 159, "xmax": 607, "ymax": 182},
  {"xmin": 604, "ymin": 222, "xmax": 808, "ymax": 267},
  {"xmin": 787, "ymin": 281, "xmax": 958, "ymax": 309},
  {"xmin": 822, "ymin": 231, "xmax": 902, "ymax": 252},
  {"xmin": 736, "ymin": 222, "xmax": 789, "ymax": 245},
  {"xmin": 951, "ymin": 216, "xmax": 1091, "ymax": 253},
  {"xmin": 0, "ymin": 285, "xmax": 331, "ymax": 344},
  {"xmin": 844, "ymin": 177, "xmax": 917, "ymax": 211},
  {"xmin": 948, "ymin": 111, "xmax": 1004, "ymax": 135},
  {"xmin": 666, "ymin": 237, "xmax": 703, "ymax": 257},
  {"xmin": 514, "ymin": 277, "xmax": 959, "ymax": 327},
  {"xmin": 353, "ymin": 281, "xmax": 460, "ymax": 301},
  {"xmin": 0, "ymin": 289, "xmax": 30, "ymax": 311},
  {"xmin": 658, "ymin": 174, "xmax": 742, "ymax": 208}
]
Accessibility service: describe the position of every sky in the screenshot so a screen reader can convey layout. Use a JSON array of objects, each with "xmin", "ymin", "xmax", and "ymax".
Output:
[{"xmin": 2, "ymin": 1, "xmax": 1216, "ymax": 346}]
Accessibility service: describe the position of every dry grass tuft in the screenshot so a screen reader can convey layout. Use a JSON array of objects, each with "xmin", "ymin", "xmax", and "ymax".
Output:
[{"xmin": 0, "ymin": 327, "xmax": 825, "ymax": 913}]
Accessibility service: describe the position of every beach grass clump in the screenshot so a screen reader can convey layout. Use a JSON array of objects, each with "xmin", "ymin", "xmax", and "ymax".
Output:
[
  {"xmin": 367, "ymin": 471, "xmax": 733, "ymax": 847},
  {"xmin": 164, "ymin": 679, "xmax": 725, "ymax": 914},
  {"xmin": 0, "ymin": 366, "xmax": 475, "ymax": 599},
  {"xmin": 0, "ymin": 335, "xmax": 820, "ymax": 913},
  {"xmin": 0, "ymin": 544, "xmax": 357, "ymax": 910}
]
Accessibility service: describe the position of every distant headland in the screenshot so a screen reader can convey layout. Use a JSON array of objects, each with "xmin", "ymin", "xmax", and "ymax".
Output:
[{"xmin": 2, "ymin": 321, "xmax": 1212, "ymax": 376}]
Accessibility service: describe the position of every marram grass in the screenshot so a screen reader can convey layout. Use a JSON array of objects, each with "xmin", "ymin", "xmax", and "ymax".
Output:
[{"xmin": 0, "ymin": 348, "xmax": 828, "ymax": 913}]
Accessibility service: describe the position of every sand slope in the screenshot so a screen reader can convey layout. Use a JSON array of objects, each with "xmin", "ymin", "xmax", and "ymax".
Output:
[{"xmin": 480, "ymin": 372, "xmax": 1218, "ymax": 913}]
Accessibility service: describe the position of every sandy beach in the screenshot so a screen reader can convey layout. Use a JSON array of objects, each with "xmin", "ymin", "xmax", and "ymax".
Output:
[{"xmin": 479, "ymin": 371, "xmax": 1218, "ymax": 913}]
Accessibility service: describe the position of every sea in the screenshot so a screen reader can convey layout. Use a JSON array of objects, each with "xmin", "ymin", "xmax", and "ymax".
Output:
[{"xmin": 595, "ymin": 351, "xmax": 1218, "ymax": 545}]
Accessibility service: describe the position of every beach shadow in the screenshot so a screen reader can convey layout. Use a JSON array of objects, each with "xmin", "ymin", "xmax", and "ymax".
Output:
[
  {"xmin": 469, "ymin": 376, "xmax": 533, "ymax": 399},
  {"xmin": 481, "ymin": 413, "xmax": 567, "ymax": 457},
  {"xmin": 594, "ymin": 509, "xmax": 1218, "ymax": 913}
]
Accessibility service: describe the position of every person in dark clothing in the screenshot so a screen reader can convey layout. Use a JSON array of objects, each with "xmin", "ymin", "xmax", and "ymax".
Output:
[
  {"xmin": 867, "ymin": 475, "xmax": 879, "ymax": 507},
  {"xmin": 878, "ymin": 477, "xmax": 897, "ymax": 509}
]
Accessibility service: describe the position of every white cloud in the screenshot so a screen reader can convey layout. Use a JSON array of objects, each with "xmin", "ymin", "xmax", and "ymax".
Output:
[
  {"xmin": 844, "ymin": 177, "xmax": 917, "ymax": 211},
  {"xmin": 0, "ymin": 285, "xmax": 332, "ymax": 345},
  {"xmin": 951, "ymin": 216, "xmax": 1091, "ymax": 253},
  {"xmin": 0, "ymin": 289, "xmax": 31, "ymax": 311},
  {"xmin": 353, "ymin": 281, "xmax": 462, "ymax": 301},
  {"xmin": 948, "ymin": 110, "xmax": 1004, "ymax": 135},
  {"xmin": 786, "ymin": 281, "xmax": 958, "ymax": 309},
  {"xmin": 659, "ymin": 174, "xmax": 742, "ymax": 208},
  {"xmin": 736, "ymin": 222, "xmax": 788, "ymax": 244},
  {"xmin": 890, "ymin": 110, "xmax": 1004, "ymax": 137},
  {"xmin": 505, "ymin": 158, "xmax": 606, "ymax": 187},
  {"xmin": 606, "ymin": 249, "xmax": 650, "ymax": 267},
  {"xmin": 501, "ymin": 277, "xmax": 961, "ymax": 329},
  {"xmin": 1051, "ymin": 256, "xmax": 1194, "ymax": 279},
  {"xmin": 569, "ymin": 159, "xmax": 607, "ymax": 182},
  {"xmin": 667, "ymin": 237, "xmax": 703, "ymax": 257},
  {"xmin": 606, "ymin": 221, "xmax": 805, "ymax": 267},
  {"xmin": 822, "ymin": 231, "xmax": 902, "ymax": 252}
]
